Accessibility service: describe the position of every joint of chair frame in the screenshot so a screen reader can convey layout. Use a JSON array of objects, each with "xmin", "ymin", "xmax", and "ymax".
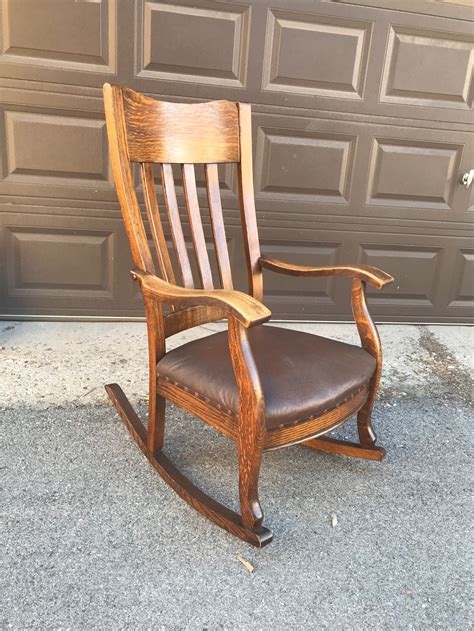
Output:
[
  {"xmin": 259, "ymin": 256, "xmax": 394, "ymax": 289},
  {"xmin": 131, "ymin": 268, "xmax": 271, "ymax": 328}
]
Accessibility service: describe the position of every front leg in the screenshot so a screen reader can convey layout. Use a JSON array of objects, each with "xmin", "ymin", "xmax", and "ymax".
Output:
[
  {"xmin": 305, "ymin": 280, "xmax": 385, "ymax": 461},
  {"xmin": 351, "ymin": 279, "xmax": 383, "ymax": 448},
  {"xmin": 228, "ymin": 317, "xmax": 266, "ymax": 531}
]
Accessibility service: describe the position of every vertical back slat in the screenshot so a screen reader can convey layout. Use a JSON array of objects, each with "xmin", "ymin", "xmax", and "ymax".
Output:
[
  {"xmin": 205, "ymin": 164, "xmax": 233, "ymax": 290},
  {"xmin": 237, "ymin": 103, "xmax": 263, "ymax": 302},
  {"xmin": 140, "ymin": 163, "xmax": 176, "ymax": 285},
  {"xmin": 182, "ymin": 164, "xmax": 214, "ymax": 290},
  {"xmin": 107, "ymin": 85, "xmax": 265, "ymax": 310},
  {"xmin": 161, "ymin": 163, "xmax": 194, "ymax": 288}
]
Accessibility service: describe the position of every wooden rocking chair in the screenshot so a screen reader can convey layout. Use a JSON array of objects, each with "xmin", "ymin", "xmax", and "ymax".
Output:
[{"xmin": 103, "ymin": 84, "xmax": 394, "ymax": 547}]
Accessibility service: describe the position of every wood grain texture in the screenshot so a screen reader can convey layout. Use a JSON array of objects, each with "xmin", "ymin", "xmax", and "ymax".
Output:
[
  {"xmin": 304, "ymin": 436, "xmax": 386, "ymax": 461},
  {"xmin": 264, "ymin": 387, "xmax": 368, "ymax": 451},
  {"xmin": 238, "ymin": 103, "xmax": 263, "ymax": 301},
  {"xmin": 122, "ymin": 87, "xmax": 239, "ymax": 164},
  {"xmin": 205, "ymin": 164, "xmax": 233, "ymax": 290},
  {"xmin": 132, "ymin": 268, "xmax": 271, "ymax": 328},
  {"xmin": 157, "ymin": 376, "xmax": 236, "ymax": 440},
  {"xmin": 103, "ymin": 83, "xmax": 154, "ymax": 273},
  {"xmin": 259, "ymin": 256, "xmax": 394, "ymax": 289},
  {"xmin": 352, "ymin": 279, "xmax": 383, "ymax": 447},
  {"xmin": 228, "ymin": 317, "xmax": 266, "ymax": 529},
  {"xmin": 140, "ymin": 163, "xmax": 176, "ymax": 286},
  {"xmin": 182, "ymin": 163, "xmax": 213, "ymax": 289},
  {"xmin": 161, "ymin": 163, "xmax": 194, "ymax": 288},
  {"xmin": 157, "ymin": 375, "xmax": 371, "ymax": 454},
  {"xmin": 164, "ymin": 305, "xmax": 227, "ymax": 338},
  {"xmin": 104, "ymin": 384, "xmax": 272, "ymax": 548},
  {"xmin": 144, "ymin": 295, "xmax": 166, "ymax": 453},
  {"xmin": 103, "ymin": 84, "xmax": 392, "ymax": 546}
]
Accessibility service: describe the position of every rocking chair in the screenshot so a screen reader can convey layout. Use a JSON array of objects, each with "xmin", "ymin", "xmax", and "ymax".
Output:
[{"xmin": 103, "ymin": 84, "xmax": 394, "ymax": 547}]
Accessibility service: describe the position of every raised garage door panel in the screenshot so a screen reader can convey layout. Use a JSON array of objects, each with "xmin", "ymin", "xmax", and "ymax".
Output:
[
  {"xmin": 0, "ymin": 107, "xmax": 114, "ymax": 201},
  {"xmin": 380, "ymin": 26, "xmax": 473, "ymax": 111},
  {"xmin": 251, "ymin": 113, "xmax": 472, "ymax": 221},
  {"xmin": 0, "ymin": 212, "xmax": 135, "ymax": 317},
  {"xmin": 0, "ymin": 0, "xmax": 117, "ymax": 85},
  {"xmin": 0, "ymin": 0, "xmax": 472, "ymax": 322}
]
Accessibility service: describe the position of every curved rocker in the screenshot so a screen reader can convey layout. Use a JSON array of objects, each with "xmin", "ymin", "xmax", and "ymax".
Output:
[
  {"xmin": 102, "ymin": 84, "xmax": 394, "ymax": 547},
  {"xmin": 105, "ymin": 383, "xmax": 273, "ymax": 547},
  {"xmin": 304, "ymin": 436, "xmax": 386, "ymax": 461}
]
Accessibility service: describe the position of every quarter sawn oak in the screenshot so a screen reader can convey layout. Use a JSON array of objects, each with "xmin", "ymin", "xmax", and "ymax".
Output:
[{"xmin": 103, "ymin": 83, "xmax": 394, "ymax": 547}]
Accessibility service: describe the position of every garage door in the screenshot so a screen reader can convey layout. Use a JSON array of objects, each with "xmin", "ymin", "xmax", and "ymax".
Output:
[{"xmin": 0, "ymin": 0, "xmax": 473, "ymax": 322}]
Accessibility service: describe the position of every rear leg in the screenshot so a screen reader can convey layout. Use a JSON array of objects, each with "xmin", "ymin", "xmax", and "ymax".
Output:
[
  {"xmin": 144, "ymin": 296, "xmax": 166, "ymax": 454},
  {"xmin": 357, "ymin": 403, "xmax": 377, "ymax": 448}
]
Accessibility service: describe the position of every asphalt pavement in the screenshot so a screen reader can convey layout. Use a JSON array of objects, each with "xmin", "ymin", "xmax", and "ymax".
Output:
[{"xmin": 1, "ymin": 321, "xmax": 472, "ymax": 629}]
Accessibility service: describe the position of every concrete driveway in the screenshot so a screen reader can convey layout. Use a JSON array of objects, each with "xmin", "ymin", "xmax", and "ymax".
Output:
[{"xmin": 1, "ymin": 321, "xmax": 472, "ymax": 629}]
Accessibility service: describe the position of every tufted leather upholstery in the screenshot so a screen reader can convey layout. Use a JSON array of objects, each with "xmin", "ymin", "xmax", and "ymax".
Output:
[{"xmin": 157, "ymin": 325, "xmax": 376, "ymax": 430}]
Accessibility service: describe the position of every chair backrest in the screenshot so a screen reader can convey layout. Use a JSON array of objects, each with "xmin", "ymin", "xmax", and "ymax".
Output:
[{"xmin": 103, "ymin": 85, "xmax": 263, "ymax": 307}]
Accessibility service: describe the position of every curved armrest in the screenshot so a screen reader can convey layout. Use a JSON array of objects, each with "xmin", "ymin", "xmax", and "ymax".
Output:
[
  {"xmin": 132, "ymin": 269, "xmax": 271, "ymax": 328},
  {"xmin": 259, "ymin": 256, "xmax": 393, "ymax": 289}
]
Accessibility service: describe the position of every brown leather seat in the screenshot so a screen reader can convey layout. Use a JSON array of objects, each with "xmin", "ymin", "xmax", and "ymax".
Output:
[{"xmin": 157, "ymin": 326, "xmax": 376, "ymax": 430}]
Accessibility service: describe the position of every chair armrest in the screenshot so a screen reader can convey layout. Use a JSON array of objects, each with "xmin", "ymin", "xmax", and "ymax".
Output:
[
  {"xmin": 259, "ymin": 256, "xmax": 394, "ymax": 289},
  {"xmin": 131, "ymin": 269, "xmax": 271, "ymax": 328}
]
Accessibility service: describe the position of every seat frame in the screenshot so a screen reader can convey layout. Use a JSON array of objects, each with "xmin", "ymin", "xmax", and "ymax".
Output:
[{"xmin": 103, "ymin": 84, "xmax": 394, "ymax": 547}]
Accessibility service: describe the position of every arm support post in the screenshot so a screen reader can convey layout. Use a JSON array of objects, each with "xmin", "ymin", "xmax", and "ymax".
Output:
[
  {"xmin": 228, "ymin": 317, "xmax": 266, "ymax": 530},
  {"xmin": 351, "ymin": 279, "xmax": 382, "ymax": 446},
  {"xmin": 132, "ymin": 268, "xmax": 269, "ymax": 531},
  {"xmin": 259, "ymin": 255, "xmax": 393, "ymax": 449}
]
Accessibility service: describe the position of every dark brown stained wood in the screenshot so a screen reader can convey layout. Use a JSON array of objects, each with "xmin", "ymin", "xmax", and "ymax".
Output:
[
  {"xmin": 103, "ymin": 84, "xmax": 154, "ymax": 273},
  {"xmin": 122, "ymin": 88, "xmax": 240, "ymax": 164},
  {"xmin": 132, "ymin": 269, "xmax": 271, "ymax": 329},
  {"xmin": 103, "ymin": 84, "xmax": 392, "ymax": 547},
  {"xmin": 264, "ymin": 387, "xmax": 369, "ymax": 451},
  {"xmin": 228, "ymin": 317, "xmax": 265, "ymax": 529},
  {"xmin": 158, "ymin": 373, "xmax": 371, "ymax": 454},
  {"xmin": 157, "ymin": 376, "xmax": 236, "ymax": 440},
  {"xmin": 182, "ymin": 163, "xmax": 214, "ymax": 289},
  {"xmin": 105, "ymin": 383, "xmax": 272, "ymax": 548},
  {"xmin": 304, "ymin": 436, "xmax": 386, "ymax": 461},
  {"xmin": 351, "ymin": 279, "xmax": 383, "ymax": 448},
  {"xmin": 164, "ymin": 305, "xmax": 227, "ymax": 338},
  {"xmin": 140, "ymin": 163, "xmax": 176, "ymax": 286},
  {"xmin": 161, "ymin": 163, "xmax": 194, "ymax": 288},
  {"xmin": 205, "ymin": 164, "xmax": 233, "ymax": 290},
  {"xmin": 257, "ymin": 255, "xmax": 388, "ymax": 452},
  {"xmin": 237, "ymin": 103, "xmax": 263, "ymax": 302},
  {"xmin": 144, "ymin": 295, "xmax": 166, "ymax": 454},
  {"xmin": 259, "ymin": 256, "xmax": 394, "ymax": 289}
]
